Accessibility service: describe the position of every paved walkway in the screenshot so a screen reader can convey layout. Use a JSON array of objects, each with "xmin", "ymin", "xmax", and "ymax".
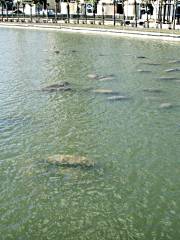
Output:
[{"xmin": 0, "ymin": 22, "xmax": 180, "ymax": 42}]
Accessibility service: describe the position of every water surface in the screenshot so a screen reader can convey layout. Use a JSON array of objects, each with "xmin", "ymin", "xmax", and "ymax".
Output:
[{"xmin": 0, "ymin": 28, "xmax": 180, "ymax": 240}]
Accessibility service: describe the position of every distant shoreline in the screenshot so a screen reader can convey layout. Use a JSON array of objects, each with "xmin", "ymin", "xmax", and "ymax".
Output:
[{"xmin": 0, "ymin": 22, "xmax": 180, "ymax": 42}]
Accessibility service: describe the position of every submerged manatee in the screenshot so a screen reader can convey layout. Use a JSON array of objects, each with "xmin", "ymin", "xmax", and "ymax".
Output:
[
  {"xmin": 165, "ymin": 68, "xmax": 180, "ymax": 72},
  {"xmin": 99, "ymin": 54, "xmax": 107, "ymax": 57},
  {"xmin": 41, "ymin": 82, "xmax": 72, "ymax": 92},
  {"xmin": 157, "ymin": 77, "xmax": 178, "ymax": 81},
  {"xmin": 144, "ymin": 62, "xmax": 161, "ymax": 66},
  {"xmin": 168, "ymin": 60, "xmax": 180, "ymax": 64},
  {"xmin": 87, "ymin": 74, "xmax": 99, "ymax": 80},
  {"xmin": 98, "ymin": 75, "xmax": 115, "ymax": 81},
  {"xmin": 93, "ymin": 89, "xmax": 117, "ymax": 94},
  {"xmin": 159, "ymin": 103, "xmax": 173, "ymax": 109},
  {"xmin": 54, "ymin": 50, "xmax": 60, "ymax": 54},
  {"xmin": 137, "ymin": 69, "xmax": 152, "ymax": 73},
  {"xmin": 48, "ymin": 154, "xmax": 94, "ymax": 168},
  {"xmin": 99, "ymin": 77, "xmax": 114, "ymax": 82},
  {"xmin": 107, "ymin": 95, "xmax": 130, "ymax": 101},
  {"xmin": 87, "ymin": 74, "xmax": 115, "ymax": 81},
  {"xmin": 137, "ymin": 56, "xmax": 147, "ymax": 59},
  {"xmin": 143, "ymin": 88, "xmax": 163, "ymax": 93}
]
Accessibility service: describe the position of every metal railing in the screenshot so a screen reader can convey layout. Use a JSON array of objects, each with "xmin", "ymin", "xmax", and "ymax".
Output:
[{"xmin": 0, "ymin": 2, "xmax": 179, "ymax": 29}]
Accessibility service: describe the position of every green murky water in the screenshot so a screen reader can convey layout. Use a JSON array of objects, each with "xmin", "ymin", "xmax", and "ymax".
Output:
[{"xmin": 0, "ymin": 28, "xmax": 180, "ymax": 240}]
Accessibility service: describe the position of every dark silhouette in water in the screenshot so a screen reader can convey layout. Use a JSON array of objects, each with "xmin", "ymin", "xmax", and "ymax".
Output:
[
  {"xmin": 54, "ymin": 50, "xmax": 60, "ymax": 54},
  {"xmin": 137, "ymin": 56, "xmax": 147, "ymax": 59},
  {"xmin": 157, "ymin": 77, "xmax": 178, "ymax": 81},
  {"xmin": 137, "ymin": 69, "xmax": 152, "ymax": 73},
  {"xmin": 165, "ymin": 68, "xmax": 180, "ymax": 72},
  {"xmin": 41, "ymin": 82, "xmax": 72, "ymax": 92},
  {"xmin": 144, "ymin": 62, "xmax": 161, "ymax": 66},
  {"xmin": 143, "ymin": 88, "xmax": 163, "ymax": 93}
]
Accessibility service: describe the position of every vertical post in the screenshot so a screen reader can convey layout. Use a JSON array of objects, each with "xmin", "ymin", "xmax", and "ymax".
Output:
[
  {"xmin": 30, "ymin": 4, "xmax": 32, "ymax": 22},
  {"xmin": 167, "ymin": 0, "xmax": 171, "ymax": 23},
  {"xmin": 2, "ymin": 0, "xmax": 5, "ymax": 21},
  {"xmin": 12, "ymin": 1, "xmax": 13, "ymax": 20},
  {"xmin": 85, "ymin": 3, "xmax": 87, "ymax": 24},
  {"xmin": 178, "ymin": 3, "xmax": 180, "ymax": 24},
  {"xmin": 22, "ymin": 3, "xmax": 25, "ymax": 21},
  {"xmin": 55, "ymin": 1, "xmax": 57, "ymax": 22},
  {"xmin": 35, "ymin": 3, "xmax": 37, "ymax": 18},
  {"xmin": 1, "ymin": 0, "xmax": 4, "ymax": 21},
  {"xmin": 146, "ymin": 2, "xmax": 149, "ymax": 28},
  {"xmin": 102, "ymin": 4, "xmax": 104, "ymax": 25},
  {"xmin": 113, "ymin": 0, "xmax": 116, "ymax": 26},
  {"xmin": 6, "ymin": 2, "xmax": 8, "ymax": 21},
  {"xmin": 123, "ymin": 1, "xmax": 125, "ymax": 25},
  {"xmin": 38, "ymin": 3, "xmax": 40, "ymax": 22},
  {"xmin": 93, "ymin": 3, "xmax": 95, "ymax": 24},
  {"xmin": 135, "ymin": 0, "xmax": 137, "ymax": 27},
  {"xmin": 17, "ymin": 1, "xmax": 19, "ymax": 22},
  {"xmin": 77, "ymin": 3, "xmax": 79, "ymax": 24},
  {"xmin": 163, "ymin": 1, "xmax": 167, "ymax": 23},
  {"xmin": 173, "ymin": 0, "xmax": 176, "ymax": 30},
  {"xmin": 155, "ymin": 0, "xmax": 158, "ymax": 28},
  {"xmin": 159, "ymin": 1, "xmax": 162, "ymax": 29},
  {"xmin": 47, "ymin": 3, "xmax": 49, "ymax": 21},
  {"xmin": 60, "ymin": 0, "xmax": 62, "ymax": 20},
  {"xmin": 67, "ymin": 2, "xmax": 70, "ymax": 23}
]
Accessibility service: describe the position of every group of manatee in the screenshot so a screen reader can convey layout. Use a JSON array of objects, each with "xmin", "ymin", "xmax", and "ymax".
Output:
[
  {"xmin": 137, "ymin": 57, "xmax": 180, "ymax": 109},
  {"xmin": 46, "ymin": 55, "xmax": 179, "ymax": 168},
  {"xmin": 44, "ymin": 72, "xmax": 130, "ymax": 167},
  {"xmin": 41, "ymin": 71, "xmax": 130, "ymax": 101}
]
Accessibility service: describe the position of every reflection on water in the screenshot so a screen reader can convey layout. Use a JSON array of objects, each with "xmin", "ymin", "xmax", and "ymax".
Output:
[{"xmin": 0, "ymin": 28, "xmax": 180, "ymax": 239}]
